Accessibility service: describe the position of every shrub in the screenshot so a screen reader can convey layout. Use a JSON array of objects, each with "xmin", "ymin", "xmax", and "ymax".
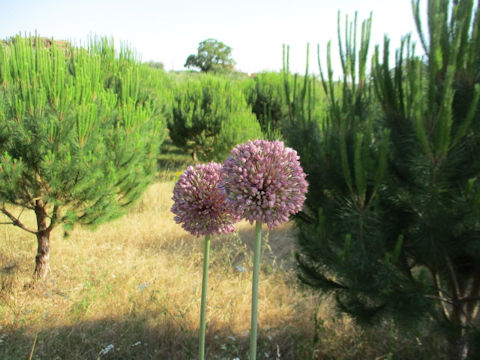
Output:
[{"xmin": 167, "ymin": 74, "xmax": 262, "ymax": 161}]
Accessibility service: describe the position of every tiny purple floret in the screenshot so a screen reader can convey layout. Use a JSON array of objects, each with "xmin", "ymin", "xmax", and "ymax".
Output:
[
  {"xmin": 220, "ymin": 140, "xmax": 308, "ymax": 229},
  {"xmin": 171, "ymin": 162, "xmax": 240, "ymax": 237}
]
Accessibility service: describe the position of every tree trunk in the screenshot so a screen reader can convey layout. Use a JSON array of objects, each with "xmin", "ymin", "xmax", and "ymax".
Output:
[
  {"xmin": 33, "ymin": 200, "xmax": 51, "ymax": 282},
  {"xmin": 446, "ymin": 297, "xmax": 471, "ymax": 360},
  {"xmin": 447, "ymin": 333, "xmax": 469, "ymax": 360}
]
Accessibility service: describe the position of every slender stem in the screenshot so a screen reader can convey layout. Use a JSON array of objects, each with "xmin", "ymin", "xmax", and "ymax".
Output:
[
  {"xmin": 28, "ymin": 330, "xmax": 39, "ymax": 360},
  {"xmin": 199, "ymin": 234, "xmax": 211, "ymax": 360},
  {"xmin": 250, "ymin": 221, "xmax": 263, "ymax": 360}
]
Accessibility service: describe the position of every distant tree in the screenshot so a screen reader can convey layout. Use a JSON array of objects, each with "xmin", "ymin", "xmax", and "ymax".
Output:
[
  {"xmin": 0, "ymin": 36, "xmax": 164, "ymax": 282},
  {"xmin": 184, "ymin": 39, "xmax": 235, "ymax": 73}
]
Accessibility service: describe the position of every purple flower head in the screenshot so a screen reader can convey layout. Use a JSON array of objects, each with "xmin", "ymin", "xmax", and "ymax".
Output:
[
  {"xmin": 220, "ymin": 140, "xmax": 308, "ymax": 229},
  {"xmin": 171, "ymin": 162, "xmax": 240, "ymax": 237}
]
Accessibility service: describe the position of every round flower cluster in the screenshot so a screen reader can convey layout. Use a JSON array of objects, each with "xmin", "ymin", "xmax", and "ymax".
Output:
[
  {"xmin": 171, "ymin": 162, "xmax": 240, "ymax": 237},
  {"xmin": 220, "ymin": 140, "xmax": 308, "ymax": 229}
]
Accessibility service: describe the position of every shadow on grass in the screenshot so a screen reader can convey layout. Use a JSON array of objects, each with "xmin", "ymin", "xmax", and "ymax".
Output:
[{"xmin": 1, "ymin": 310, "xmax": 305, "ymax": 360}]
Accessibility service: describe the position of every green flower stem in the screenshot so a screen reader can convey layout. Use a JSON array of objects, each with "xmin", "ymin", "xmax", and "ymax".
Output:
[
  {"xmin": 250, "ymin": 221, "xmax": 263, "ymax": 360},
  {"xmin": 199, "ymin": 234, "xmax": 211, "ymax": 360}
]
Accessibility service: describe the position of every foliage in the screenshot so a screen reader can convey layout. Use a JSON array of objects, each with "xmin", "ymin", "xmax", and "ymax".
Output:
[
  {"xmin": 243, "ymin": 72, "xmax": 288, "ymax": 138},
  {"xmin": 293, "ymin": 2, "xmax": 480, "ymax": 359},
  {"xmin": 167, "ymin": 74, "xmax": 262, "ymax": 161},
  {"xmin": 281, "ymin": 44, "xmax": 326, "ymax": 149},
  {"xmin": 280, "ymin": 44, "xmax": 328, "ymax": 194},
  {"xmin": 184, "ymin": 39, "xmax": 235, "ymax": 73},
  {"xmin": 0, "ymin": 35, "xmax": 165, "ymax": 280},
  {"xmin": 137, "ymin": 63, "xmax": 173, "ymax": 136}
]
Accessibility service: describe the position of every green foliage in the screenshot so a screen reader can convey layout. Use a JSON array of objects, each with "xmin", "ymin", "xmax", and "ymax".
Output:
[
  {"xmin": 167, "ymin": 74, "xmax": 262, "ymax": 161},
  {"xmin": 184, "ymin": 39, "xmax": 235, "ymax": 73},
  {"xmin": 0, "ymin": 35, "xmax": 165, "ymax": 230},
  {"xmin": 281, "ymin": 44, "xmax": 326, "ymax": 148},
  {"xmin": 280, "ymin": 44, "xmax": 327, "ymax": 189},
  {"xmin": 293, "ymin": 2, "xmax": 480, "ymax": 358},
  {"xmin": 282, "ymin": 44, "xmax": 323, "ymax": 124},
  {"xmin": 243, "ymin": 72, "xmax": 288, "ymax": 139},
  {"xmin": 137, "ymin": 63, "xmax": 173, "ymax": 140}
]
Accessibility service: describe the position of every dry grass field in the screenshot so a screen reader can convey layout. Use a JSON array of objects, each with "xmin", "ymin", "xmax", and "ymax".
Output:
[{"xmin": 0, "ymin": 170, "xmax": 441, "ymax": 359}]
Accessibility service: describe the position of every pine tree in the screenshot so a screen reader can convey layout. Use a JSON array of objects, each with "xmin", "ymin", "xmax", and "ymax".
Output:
[
  {"xmin": 244, "ymin": 72, "xmax": 289, "ymax": 139},
  {"xmin": 0, "ymin": 36, "xmax": 165, "ymax": 282},
  {"xmin": 167, "ymin": 74, "xmax": 262, "ymax": 161},
  {"xmin": 293, "ymin": 1, "xmax": 480, "ymax": 359}
]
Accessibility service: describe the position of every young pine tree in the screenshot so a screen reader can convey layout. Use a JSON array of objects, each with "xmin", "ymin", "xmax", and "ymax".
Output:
[
  {"xmin": 167, "ymin": 74, "xmax": 262, "ymax": 161},
  {"xmin": 0, "ymin": 36, "xmax": 164, "ymax": 282},
  {"xmin": 243, "ymin": 72, "xmax": 289, "ymax": 139},
  {"xmin": 294, "ymin": 2, "xmax": 480, "ymax": 359}
]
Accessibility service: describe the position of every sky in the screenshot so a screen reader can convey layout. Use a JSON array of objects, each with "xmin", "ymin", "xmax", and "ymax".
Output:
[{"xmin": 1, "ymin": 0, "xmax": 425, "ymax": 76}]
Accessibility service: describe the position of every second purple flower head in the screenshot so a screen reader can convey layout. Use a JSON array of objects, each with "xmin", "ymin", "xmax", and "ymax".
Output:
[
  {"xmin": 171, "ymin": 162, "xmax": 240, "ymax": 237},
  {"xmin": 220, "ymin": 140, "xmax": 308, "ymax": 229}
]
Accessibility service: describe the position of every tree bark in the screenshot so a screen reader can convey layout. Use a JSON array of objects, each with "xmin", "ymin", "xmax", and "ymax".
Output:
[
  {"xmin": 445, "ymin": 257, "xmax": 471, "ymax": 360},
  {"xmin": 33, "ymin": 200, "xmax": 51, "ymax": 282},
  {"xmin": 447, "ymin": 333, "xmax": 469, "ymax": 360}
]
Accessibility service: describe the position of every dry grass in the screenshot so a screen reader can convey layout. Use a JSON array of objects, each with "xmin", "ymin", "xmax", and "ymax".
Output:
[{"xmin": 0, "ymin": 176, "xmax": 436, "ymax": 359}]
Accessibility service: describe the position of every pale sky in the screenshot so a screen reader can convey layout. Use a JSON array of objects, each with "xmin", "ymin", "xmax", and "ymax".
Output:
[{"xmin": 1, "ymin": 0, "xmax": 424, "ymax": 75}]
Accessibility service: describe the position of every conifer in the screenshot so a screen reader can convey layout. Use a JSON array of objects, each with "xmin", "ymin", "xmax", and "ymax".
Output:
[
  {"xmin": 0, "ymin": 36, "xmax": 164, "ymax": 282},
  {"xmin": 167, "ymin": 74, "xmax": 262, "ymax": 161},
  {"xmin": 293, "ymin": 2, "xmax": 480, "ymax": 358}
]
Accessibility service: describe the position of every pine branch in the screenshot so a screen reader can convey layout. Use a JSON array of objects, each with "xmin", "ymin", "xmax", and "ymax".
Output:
[
  {"xmin": 471, "ymin": 301, "xmax": 480, "ymax": 324},
  {"xmin": 1, "ymin": 207, "xmax": 37, "ymax": 234},
  {"xmin": 466, "ymin": 274, "xmax": 480, "ymax": 321},
  {"xmin": 459, "ymin": 296, "xmax": 480, "ymax": 303},
  {"xmin": 445, "ymin": 256, "xmax": 462, "ymax": 301},
  {"xmin": 432, "ymin": 270, "xmax": 452, "ymax": 321},
  {"xmin": 425, "ymin": 294, "xmax": 454, "ymax": 305}
]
